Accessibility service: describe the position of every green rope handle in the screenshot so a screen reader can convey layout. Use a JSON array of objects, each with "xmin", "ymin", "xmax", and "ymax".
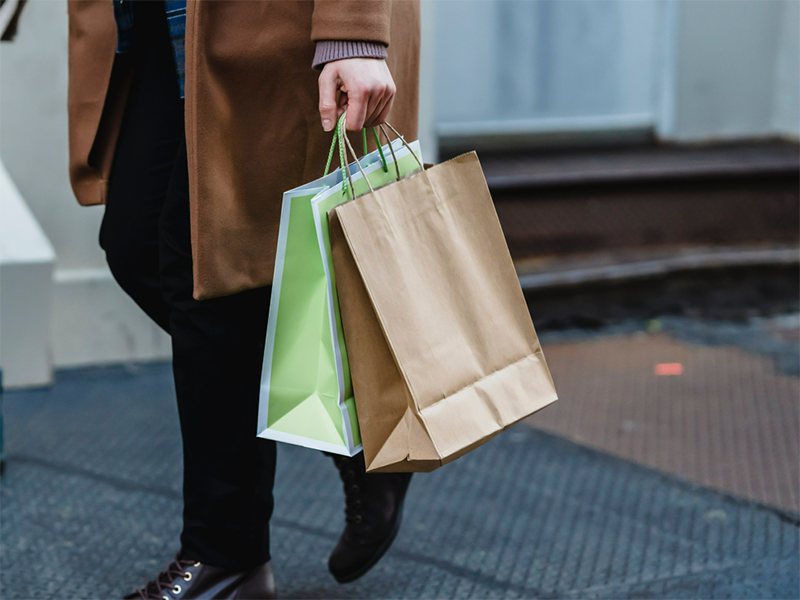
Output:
[
  {"xmin": 336, "ymin": 114, "xmax": 349, "ymax": 196},
  {"xmin": 372, "ymin": 128, "xmax": 389, "ymax": 173},
  {"xmin": 323, "ymin": 114, "xmax": 389, "ymax": 179},
  {"xmin": 324, "ymin": 112, "xmax": 348, "ymax": 177},
  {"xmin": 323, "ymin": 126, "xmax": 338, "ymax": 177},
  {"xmin": 361, "ymin": 128, "xmax": 389, "ymax": 173}
]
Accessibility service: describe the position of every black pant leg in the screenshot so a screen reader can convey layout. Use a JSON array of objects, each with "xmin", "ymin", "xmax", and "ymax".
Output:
[
  {"xmin": 159, "ymin": 139, "xmax": 277, "ymax": 571},
  {"xmin": 101, "ymin": 0, "xmax": 276, "ymax": 569},
  {"xmin": 100, "ymin": 0, "xmax": 183, "ymax": 333}
]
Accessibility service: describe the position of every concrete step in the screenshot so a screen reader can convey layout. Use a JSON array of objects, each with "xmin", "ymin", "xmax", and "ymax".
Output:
[
  {"xmin": 476, "ymin": 139, "xmax": 800, "ymax": 189},
  {"xmin": 515, "ymin": 244, "xmax": 799, "ymax": 291},
  {"xmin": 471, "ymin": 140, "xmax": 800, "ymax": 265}
]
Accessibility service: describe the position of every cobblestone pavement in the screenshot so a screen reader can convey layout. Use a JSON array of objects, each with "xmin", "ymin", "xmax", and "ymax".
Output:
[{"xmin": 2, "ymin": 318, "xmax": 799, "ymax": 599}]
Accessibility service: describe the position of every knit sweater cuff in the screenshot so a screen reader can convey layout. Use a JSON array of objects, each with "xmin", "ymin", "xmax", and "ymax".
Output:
[{"xmin": 312, "ymin": 40, "xmax": 388, "ymax": 70}]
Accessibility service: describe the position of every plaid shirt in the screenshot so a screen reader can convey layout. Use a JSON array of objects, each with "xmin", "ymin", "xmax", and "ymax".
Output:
[{"xmin": 113, "ymin": 0, "xmax": 187, "ymax": 97}]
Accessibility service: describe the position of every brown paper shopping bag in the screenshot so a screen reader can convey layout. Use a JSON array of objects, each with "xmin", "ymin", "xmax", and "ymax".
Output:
[{"xmin": 329, "ymin": 139, "xmax": 557, "ymax": 473}]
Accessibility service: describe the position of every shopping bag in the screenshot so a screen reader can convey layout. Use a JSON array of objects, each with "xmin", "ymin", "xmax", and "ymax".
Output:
[
  {"xmin": 257, "ymin": 118, "xmax": 424, "ymax": 456},
  {"xmin": 329, "ymin": 125, "xmax": 558, "ymax": 472}
]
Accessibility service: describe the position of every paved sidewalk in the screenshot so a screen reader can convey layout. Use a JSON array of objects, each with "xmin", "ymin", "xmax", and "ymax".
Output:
[
  {"xmin": 2, "ymin": 321, "xmax": 799, "ymax": 599},
  {"xmin": 532, "ymin": 315, "xmax": 800, "ymax": 513}
]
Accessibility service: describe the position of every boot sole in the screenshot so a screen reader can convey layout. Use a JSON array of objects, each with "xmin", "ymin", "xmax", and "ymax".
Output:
[{"xmin": 332, "ymin": 476, "xmax": 412, "ymax": 584}]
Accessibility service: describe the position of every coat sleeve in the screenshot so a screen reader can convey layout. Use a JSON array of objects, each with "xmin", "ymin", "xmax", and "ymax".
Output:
[
  {"xmin": 312, "ymin": 40, "xmax": 388, "ymax": 69},
  {"xmin": 311, "ymin": 0, "xmax": 392, "ymax": 47}
]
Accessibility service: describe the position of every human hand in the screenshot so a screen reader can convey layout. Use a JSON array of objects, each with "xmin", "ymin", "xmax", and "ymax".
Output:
[{"xmin": 318, "ymin": 58, "xmax": 396, "ymax": 132}]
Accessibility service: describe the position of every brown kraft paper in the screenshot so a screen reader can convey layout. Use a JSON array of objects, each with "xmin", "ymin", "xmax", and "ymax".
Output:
[{"xmin": 329, "ymin": 151, "xmax": 558, "ymax": 473}]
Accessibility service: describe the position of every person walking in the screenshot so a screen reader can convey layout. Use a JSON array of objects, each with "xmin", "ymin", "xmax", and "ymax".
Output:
[{"xmin": 66, "ymin": 1, "xmax": 420, "ymax": 597}]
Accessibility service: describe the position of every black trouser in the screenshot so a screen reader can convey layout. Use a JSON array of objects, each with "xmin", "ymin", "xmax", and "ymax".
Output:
[{"xmin": 99, "ymin": 1, "xmax": 276, "ymax": 569}]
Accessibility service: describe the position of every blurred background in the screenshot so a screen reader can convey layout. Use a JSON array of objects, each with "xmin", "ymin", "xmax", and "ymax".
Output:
[
  {"xmin": 1, "ymin": 0, "xmax": 798, "ymax": 385},
  {"xmin": 1, "ymin": 1, "xmax": 798, "ymax": 598}
]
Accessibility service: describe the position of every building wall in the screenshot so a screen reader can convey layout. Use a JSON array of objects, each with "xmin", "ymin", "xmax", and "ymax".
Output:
[
  {"xmin": 772, "ymin": 0, "xmax": 800, "ymax": 138},
  {"xmin": 433, "ymin": 0, "xmax": 800, "ymax": 144},
  {"xmin": 435, "ymin": 1, "xmax": 661, "ymax": 124},
  {"xmin": 671, "ymin": 0, "xmax": 799, "ymax": 140},
  {"xmin": 418, "ymin": 0, "xmax": 439, "ymax": 162},
  {"xmin": 0, "ymin": 0, "xmax": 170, "ymax": 368}
]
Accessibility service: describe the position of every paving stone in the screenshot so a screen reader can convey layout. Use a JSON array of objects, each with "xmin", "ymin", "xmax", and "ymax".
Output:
[
  {"xmin": 532, "ymin": 315, "xmax": 800, "ymax": 513},
  {"xmin": 1, "ymin": 349, "xmax": 798, "ymax": 599}
]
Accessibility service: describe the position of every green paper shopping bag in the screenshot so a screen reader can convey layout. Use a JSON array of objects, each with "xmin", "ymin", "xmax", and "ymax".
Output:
[{"xmin": 257, "ymin": 116, "xmax": 424, "ymax": 455}]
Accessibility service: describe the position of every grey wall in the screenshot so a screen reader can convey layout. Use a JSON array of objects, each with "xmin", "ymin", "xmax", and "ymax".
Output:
[
  {"xmin": 672, "ymin": 0, "xmax": 799, "ymax": 140},
  {"xmin": 433, "ymin": 0, "xmax": 800, "ymax": 142},
  {"xmin": 772, "ymin": 0, "xmax": 799, "ymax": 137},
  {"xmin": 435, "ymin": 0, "xmax": 662, "ymax": 125},
  {"xmin": 419, "ymin": 0, "xmax": 439, "ymax": 161}
]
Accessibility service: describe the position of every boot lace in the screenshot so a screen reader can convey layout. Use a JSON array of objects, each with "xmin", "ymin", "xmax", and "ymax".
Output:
[
  {"xmin": 127, "ymin": 553, "xmax": 198, "ymax": 599},
  {"xmin": 334, "ymin": 456, "xmax": 364, "ymax": 526}
]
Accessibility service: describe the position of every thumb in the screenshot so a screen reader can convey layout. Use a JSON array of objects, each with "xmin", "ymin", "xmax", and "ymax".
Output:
[{"xmin": 318, "ymin": 67, "xmax": 339, "ymax": 132}]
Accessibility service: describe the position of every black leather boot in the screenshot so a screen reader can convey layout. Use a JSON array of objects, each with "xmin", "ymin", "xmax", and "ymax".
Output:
[
  {"xmin": 328, "ymin": 453, "xmax": 413, "ymax": 583},
  {"xmin": 123, "ymin": 552, "xmax": 276, "ymax": 599}
]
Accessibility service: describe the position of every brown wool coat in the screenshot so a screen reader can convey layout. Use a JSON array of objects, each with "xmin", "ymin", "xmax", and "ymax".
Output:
[{"xmin": 67, "ymin": 0, "xmax": 420, "ymax": 300}]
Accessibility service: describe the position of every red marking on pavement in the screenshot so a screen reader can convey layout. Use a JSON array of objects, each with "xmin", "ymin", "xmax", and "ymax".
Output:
[{"xmin": 655, "ymin": 363, "xmax": 683, "ymax": 376}]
